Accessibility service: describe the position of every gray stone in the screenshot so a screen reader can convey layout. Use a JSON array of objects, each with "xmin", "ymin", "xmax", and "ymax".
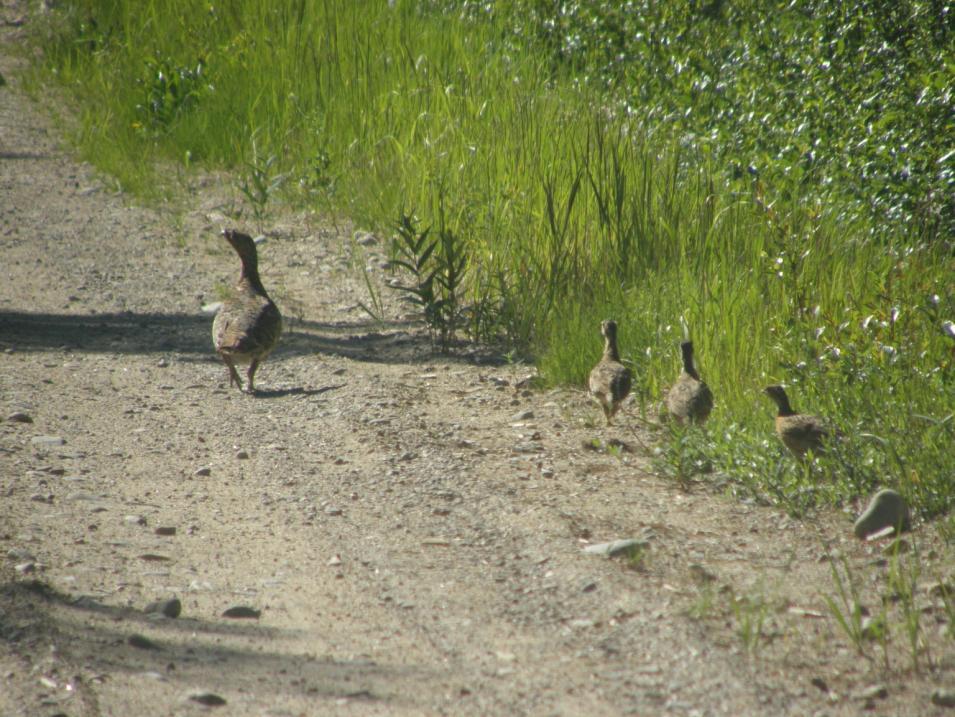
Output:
[
  {"xmin": 7, "ymin": 548, "xmax": 36, "ymax": 562},
  {"xmin": 510, "ymin": 409, "xmax": 535, "ymax": 422},
  {"xmin": 932, "ymin": 688, "xmax": 955, "ymax": 708},
  {"xmin": 6, "ymin": 412, "xmax": 32, "ymax": 423},
  {"xmin": 583, "ymin": 539, "xmax": 649, "ymax": 559},
  {"xmin": 194, "ymin": 466, "xmax": 211, "ymax": 477},
  {"xmin": 31, "ymin": 435, "xmax": 64, "ymax": 447},
  {"xmin": 222, "ymin": 605, "xmax": 260, "ymax": 619},
  {"xmin": 854, "ymin": 489, "xmax": 910, "ymax": 539},
  {"xmin": 853, "ymin": 684, "xmax": 888, "ymax": 701},
  {"xmin": 144, "ymin": 598, "xmax": 181, "ymax": 618},
  {"xmin": 188, "ymin": 692, "xmax": 227, "ymax": 707},
  {"xmin": 128, "ymin": 633, "xmax": 160, "ymax": 650}
]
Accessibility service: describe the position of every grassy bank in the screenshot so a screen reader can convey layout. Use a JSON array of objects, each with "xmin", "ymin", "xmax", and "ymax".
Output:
[{"xmin": 27, "ymin": 0, "xmax": 953, "ymax": 521}]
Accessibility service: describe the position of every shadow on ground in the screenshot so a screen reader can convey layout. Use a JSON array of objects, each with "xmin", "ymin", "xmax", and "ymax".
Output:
[
  {"xmin": 0, "ymin": 577, "xmax": 436, "ymax": 708},
  {"xmin": 0, "ymin": 310, "xmax": 506, "ymax": 366}
]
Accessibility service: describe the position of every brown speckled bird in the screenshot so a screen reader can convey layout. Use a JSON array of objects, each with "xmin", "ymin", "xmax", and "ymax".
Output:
[
  {"xmin": 665, "ymin": 340, "xmax": 713, "ymax": 424},
  {"xmin": 763, "ymin": 384, "xmax": 829, "ymax": 458},
  {"xmin": 212, "ymin": 230, "xmax": 283, "ymax": 394},
  {"xmin": 589, "ymin": 320, "xmax": 633, "ymax": 425}
]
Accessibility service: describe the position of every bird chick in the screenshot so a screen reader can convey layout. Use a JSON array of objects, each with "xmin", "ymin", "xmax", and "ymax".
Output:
[
  {"xmin": 589, "ymin": 320, "xmax": 633, "ymax": 425},
  {"xmin": 763, "ymin": 384, "xmax": 829, "ymax": 458},
  {"xmin": 665, "ymin": 340, "xmax": 713, "ymax": 425}
]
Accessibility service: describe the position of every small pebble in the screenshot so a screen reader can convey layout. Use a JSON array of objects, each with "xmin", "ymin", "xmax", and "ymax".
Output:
[
  {"xmin": 853, "ymin": 684, "xmax": 888, "ymax": 701},
  {"xmin": 157, "ymin": 358, "xmax": 168, "ymax": 368},
  {"xmin": 6, "ymin": 412, "xmax": 32, "ymax": 423},
  {"xmin": 235, "ymin": 450, "xmax": 249, "ymax": 460},
  {"xmin": 688, "ymin": 563, "xmax": 718, "ymax": 584},
  {"xmin": 128, "ymin": 634, "xmax": 160, "ymax": 650},
  {"xmin": 124, "ymin": 515, "xmax": 147, "ymax": 527},
  {"xmin": 354, "ymin": 230, "xmax": 378, "ymax": 246},
  {"xmin": 222, "ymin": 606, "xmax": 261, "ymax": 619},
  {"xmin": 194, "ymin": 466, "xmax": 211, "ymax": 477},
  {"xmin": 138, "ymin": 553, "xmax": 171, "ymax": 562},
  {"xmin": 144, "ymin": 598, "xmax": 182, "ymax": 618},
  {"xmin": 31, "ymin": 435, "xmax": 65, "ymax": 447},
  {"xmin": 511, "ymin": 409, "xmax": 534, "ymax": 422},
  {"xmin": 154, "ymin": 526, "xmax": 177, "ymax": 536},
  {"xmin": 188, "ymin": 692, "xmax": 227, "ymax": 707}
]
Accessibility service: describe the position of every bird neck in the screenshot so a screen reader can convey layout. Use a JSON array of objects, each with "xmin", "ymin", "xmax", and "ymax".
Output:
[
  {"xmin": 603, "ymin": 338, "xmax": 620, "ymax": 362},
  {"xmin": 238, "ymin": 261, "xmax": 269, "ymax": 297},
  {"xmin": 775, "ymin": 398, "xmax": 796, "ymax": 417},
  {"xmin": 681, "ymin": 352, "xmax": 699, "ymax": 380}
]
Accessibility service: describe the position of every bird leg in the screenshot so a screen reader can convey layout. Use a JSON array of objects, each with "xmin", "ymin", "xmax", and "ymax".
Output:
[
  {"xmin": 221, "ymin": 355, "xmax": 243, "ymax": 391},
  {"xmin": 245, "ymin": 359, "xmax": 260, "ymax": 395}
]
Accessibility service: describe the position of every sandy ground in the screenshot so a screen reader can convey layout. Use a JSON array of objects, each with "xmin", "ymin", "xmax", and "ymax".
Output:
[{"xmin": 1, "ymin": 6, "xmax": 952, "ymax": 716}]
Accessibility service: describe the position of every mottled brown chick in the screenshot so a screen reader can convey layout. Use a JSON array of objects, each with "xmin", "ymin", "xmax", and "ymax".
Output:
[
  {"xmin": 763, "ymin": 384, "xmax": 829, "ymax": 458},
  {"xmin": 588, "ymin": 320, "xmax": 633, "ymax": 425},
  {"xmin": 212, "ymin": 230, "xmax": 283, "ymax": 394},
  {"xmin": 666, "ymin": 340, "xmax": 713, "ymax": 424}
]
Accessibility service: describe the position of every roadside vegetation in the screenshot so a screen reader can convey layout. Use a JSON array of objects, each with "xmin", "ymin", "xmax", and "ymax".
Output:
[{"xmin": 27, "ymin": 0, "xmax": 953, "ymax": 522}]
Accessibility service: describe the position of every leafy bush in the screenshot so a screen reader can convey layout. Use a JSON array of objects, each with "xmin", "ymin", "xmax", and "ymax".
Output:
[{"xmin": 495, "ymin": 0, "xmax": 953, "ymax": 241}]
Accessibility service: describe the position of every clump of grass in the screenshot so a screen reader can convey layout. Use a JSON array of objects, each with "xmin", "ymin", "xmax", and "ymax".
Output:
[
  {"xmin": 731, "ymin": 592, "xmax": 770, "ymax": 656},
  {"xmin": 822, "ymin": 552, "xmax": 871, "ymax": 656},
  {"xmin": 885, "ymin": 541, "xmax": 930, "ymax": 672},
  {"xmin": 387, "ymin": 212, "xmax": 470, "ymax": 351},
  {"xmin": 237, "ymin": 130, "xmax": 286, "ymax": 224}
]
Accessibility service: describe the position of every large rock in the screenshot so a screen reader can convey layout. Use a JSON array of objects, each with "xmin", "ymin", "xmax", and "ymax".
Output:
[
  {"xmin": 853, "ymin": 489, "xmax": 910, "ymax": 539},
  {"xmin": 583, "ymin": 539, "xmax": 649, "ymax": 559}
]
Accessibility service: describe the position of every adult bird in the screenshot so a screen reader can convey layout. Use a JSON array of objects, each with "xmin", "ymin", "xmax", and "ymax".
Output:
[
  {"xmin": 212, "ymin": 229, "xmax": 283, "ymax": 394},
  {"xmin": 589, "ymin": 320, "xmax": 633, "ymax": 425},
  {"xmin": 763, "ymin": 384, "xmax": 830, "ymax": 458},
  {"xmin": 665, "ymin": 340, "xmax": 714, "ymax": 424}
]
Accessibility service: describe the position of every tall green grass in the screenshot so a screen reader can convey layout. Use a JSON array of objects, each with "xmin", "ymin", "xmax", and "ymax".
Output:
[{"xmin": 29, "ymin": 0, "xmax": 953, "ymax": 519}]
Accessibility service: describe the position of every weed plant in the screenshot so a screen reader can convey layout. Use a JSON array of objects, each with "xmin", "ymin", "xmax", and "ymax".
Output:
[{"xmin": 28, "ymin": 0, "xmax": 954, "ymax": 520}]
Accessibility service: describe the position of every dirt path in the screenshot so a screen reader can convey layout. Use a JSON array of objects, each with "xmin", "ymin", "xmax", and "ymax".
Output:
[{"xmin": 1, "ymin": 10, "xmax": 952, "ymax": 717}]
